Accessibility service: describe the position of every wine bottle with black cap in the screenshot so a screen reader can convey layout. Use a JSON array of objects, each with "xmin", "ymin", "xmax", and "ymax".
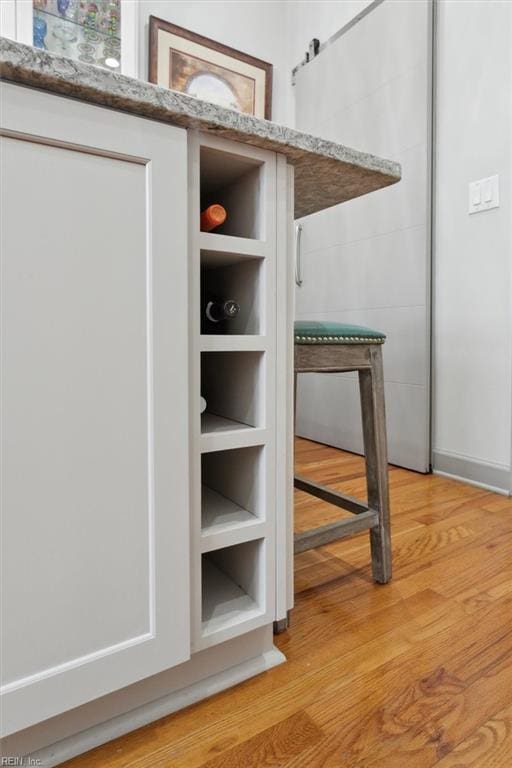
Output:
[{"xmin": 205, "ymin": 299, "xmax": 240, "ymax": 324}]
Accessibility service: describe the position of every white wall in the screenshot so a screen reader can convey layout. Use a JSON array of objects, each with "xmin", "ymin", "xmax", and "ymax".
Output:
[
  {"xmin": 137, "ymin": 0, "xmax": 292, "ymax": 124},
  {"xmin": 433, "ymin": 0, "xmax": 512, "ymax": 491}
]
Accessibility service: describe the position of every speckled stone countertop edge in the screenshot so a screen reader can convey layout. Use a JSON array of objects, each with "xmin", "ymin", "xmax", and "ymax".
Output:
[{"xmin": 0, "ymin": 37, "xmax": 401, "ymax": 217}]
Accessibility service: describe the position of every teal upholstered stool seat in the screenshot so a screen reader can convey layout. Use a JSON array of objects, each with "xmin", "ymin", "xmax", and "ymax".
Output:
[{"xmin": 294, "ymin": 321, "xmax": 386, "ymax": 345}]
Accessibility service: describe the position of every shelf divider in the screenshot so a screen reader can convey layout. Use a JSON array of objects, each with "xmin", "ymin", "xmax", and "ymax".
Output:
[
  {"xmin": 200, "ymin": 231, "xmax": 266, "ymax": 259},
  {"xmin": 202, "ymin": 486, "xmax": 255, "ymax": 530},
  {"xmin": 200, "ymin": 335, "xmax": 267, "ymax": 352},
  {"xmin": 200, "ymin": 426, "xmax": 268, "ymax": 454},
  {"xmin": 201, "ymin": 487, "xmax": 266, "ymax": 552},
  {"xmin": 201, "ymin": 412, "xmax": 250, "ymax": 434}
]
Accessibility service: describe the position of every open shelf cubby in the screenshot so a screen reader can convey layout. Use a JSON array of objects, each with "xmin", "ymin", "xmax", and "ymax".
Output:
[
  {"xmin": 201, "ymin": 351, "xmax": 263, "ymax": 434},
  {"xmin": 201, "ymin": 446, "xmax": 263, "ymax": 540},
  {"xmin": 202, "ymin": 539, "xmax": 264, "ymax": 637},
  {"xmin": 201, "ymin": 254, "xmax": 263, "ymax": 335},
  {"xmin": 200, "ymin": 146, "xmax": 263, "ymax": 240}
]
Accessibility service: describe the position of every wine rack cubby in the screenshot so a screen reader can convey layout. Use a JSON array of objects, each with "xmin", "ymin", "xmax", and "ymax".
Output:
[
  {"xmin": 191, "ymin": 133, "xmax": 278, "ymax": 652},
  {"xmin": 201, "ymin": 351, "xmax": 263, "ymax": 433},
  {"xmin": 201, "ymin": 539, "xmax": 265, "ymax": 639},
  {"xmin": 200, "ymin": 146, "xmax": 264, "ymax": 240},
  {"xmin": 200, "ymin": 255, "xmax": 263, "ymax": 336},
  {"xmin": 201, "ymin": 446, "xmax": 264, "ymax": 549}
]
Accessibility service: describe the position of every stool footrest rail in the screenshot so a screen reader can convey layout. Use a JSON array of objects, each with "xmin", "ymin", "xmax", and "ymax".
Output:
[
  {"xmin": 294, "ymin": 509, "xmax": 379, "ymax": 554},
  {"xmin": 294, "ymin": 474, "xmax": 368, "ymax": 515}
]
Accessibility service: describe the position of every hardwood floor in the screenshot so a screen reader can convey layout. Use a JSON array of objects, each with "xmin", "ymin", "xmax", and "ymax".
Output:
[{"xmin": 62, "ymin": 438, "xmax": 512, "ymax": 768}]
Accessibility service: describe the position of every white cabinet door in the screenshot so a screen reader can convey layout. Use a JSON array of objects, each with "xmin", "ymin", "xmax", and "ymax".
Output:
[{"xmin": 0, "ymin": 82, "xmax": 190, "ymax": 736}]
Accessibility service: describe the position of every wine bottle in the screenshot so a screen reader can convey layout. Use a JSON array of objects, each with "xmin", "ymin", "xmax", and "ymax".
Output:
[
  {"xmin": 205, "ymin": 299, "xmax": 240, "ymax": 324},
  {"xmin": 200, "ymin": 204, "xmax": 227, "ymax": 232}
]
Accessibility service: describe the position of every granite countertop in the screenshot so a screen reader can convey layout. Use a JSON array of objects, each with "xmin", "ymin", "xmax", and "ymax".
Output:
[{"xmin": 0, "ymin": 38, "xmax": 401, "ymax": 218}]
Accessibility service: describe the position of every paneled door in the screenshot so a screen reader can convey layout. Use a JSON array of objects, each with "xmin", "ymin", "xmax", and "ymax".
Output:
[
  {"xmin": 293, "ymin": 0, "xmax": 433, "ymax": 472},
  {"xmin": 0, "ymin": 83, "xmax": 189, "ymax": 736}
]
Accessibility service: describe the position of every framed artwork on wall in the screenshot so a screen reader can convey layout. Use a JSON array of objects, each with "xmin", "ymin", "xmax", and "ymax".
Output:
[{"xmin": 148, "ymin": 17, "xmax": 273, "ymax": 120}]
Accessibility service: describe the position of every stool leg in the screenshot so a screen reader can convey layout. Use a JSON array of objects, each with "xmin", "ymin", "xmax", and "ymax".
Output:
[{"xmin": 358, "ymin": 346, "xmax": 392, "ymax": 583}]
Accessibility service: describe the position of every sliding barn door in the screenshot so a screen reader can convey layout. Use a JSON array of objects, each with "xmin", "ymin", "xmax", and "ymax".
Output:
[{"xmin": 294, "ymin": 0, "xmax": 432, "ymax": 472}]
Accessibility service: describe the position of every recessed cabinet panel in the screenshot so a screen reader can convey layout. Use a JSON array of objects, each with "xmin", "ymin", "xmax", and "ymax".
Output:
[
  {"xmin": 2, "ymin": 139, "xmax": 150, "ymax": 683},
  {"xmin": 0, "ymin": 83, "xmax": 189, "ymax": 736}
]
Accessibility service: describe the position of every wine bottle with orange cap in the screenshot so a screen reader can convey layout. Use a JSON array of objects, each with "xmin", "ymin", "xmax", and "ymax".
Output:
[{"xmin": 200, "ymin": 204, "xmax": 227, "ymax": 232}]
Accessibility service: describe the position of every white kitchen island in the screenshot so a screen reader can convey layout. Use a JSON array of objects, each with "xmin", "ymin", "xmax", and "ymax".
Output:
[{"xmin": 0, "ymin": 38, "xmax": 400, "ymax": 766}]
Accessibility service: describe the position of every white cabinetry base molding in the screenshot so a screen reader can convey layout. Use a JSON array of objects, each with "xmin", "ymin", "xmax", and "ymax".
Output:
[
  {"xmin": 8, "ymin": 637, "xmax": 284, "ymax": 767},
  {"xmin": 433, "ymin": 450, "xmax": 510, "ymax": 495}
]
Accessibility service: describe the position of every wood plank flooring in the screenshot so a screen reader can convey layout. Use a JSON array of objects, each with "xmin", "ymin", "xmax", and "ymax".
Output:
[{"xmin": 62, "ymin": 438, "xmax": 512, "ymax": 768}]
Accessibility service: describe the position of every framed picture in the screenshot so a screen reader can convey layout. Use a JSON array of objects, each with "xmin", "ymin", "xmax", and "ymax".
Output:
[{"xmin": 148, "ymin": 17, "xmax": 273, "ymax": 120}]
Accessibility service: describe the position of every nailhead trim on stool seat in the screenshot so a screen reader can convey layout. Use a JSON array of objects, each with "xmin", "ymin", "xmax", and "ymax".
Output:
[{"xmin": 294, "ymin": 320, "xmax": 386, "ymax": 345}]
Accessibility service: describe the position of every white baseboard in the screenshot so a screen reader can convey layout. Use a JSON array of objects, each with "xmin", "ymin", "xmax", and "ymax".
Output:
[
  {"xmin": 433, "ymin": 450, "xmax": 510, "ymax": 495},
  {"xmin": 25, "ymin": 646, "xmax": 285, "ymax": 768}
]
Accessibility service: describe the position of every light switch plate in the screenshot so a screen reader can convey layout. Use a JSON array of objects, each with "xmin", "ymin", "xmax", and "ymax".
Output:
[{"xmin": 468, "ymin": 175, "xmax": 499, "ymax": 214}]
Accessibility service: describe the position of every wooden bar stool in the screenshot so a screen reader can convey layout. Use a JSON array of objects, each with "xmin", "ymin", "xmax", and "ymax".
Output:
[{"xmin": 294, "ymin": 320, "xmax": 392, "ymax": 584}]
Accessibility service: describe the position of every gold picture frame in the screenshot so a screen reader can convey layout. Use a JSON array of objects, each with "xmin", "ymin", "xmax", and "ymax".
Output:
[{"xmin": 148, "ymin": 17, "xmax": 273, "ymax": 120}]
